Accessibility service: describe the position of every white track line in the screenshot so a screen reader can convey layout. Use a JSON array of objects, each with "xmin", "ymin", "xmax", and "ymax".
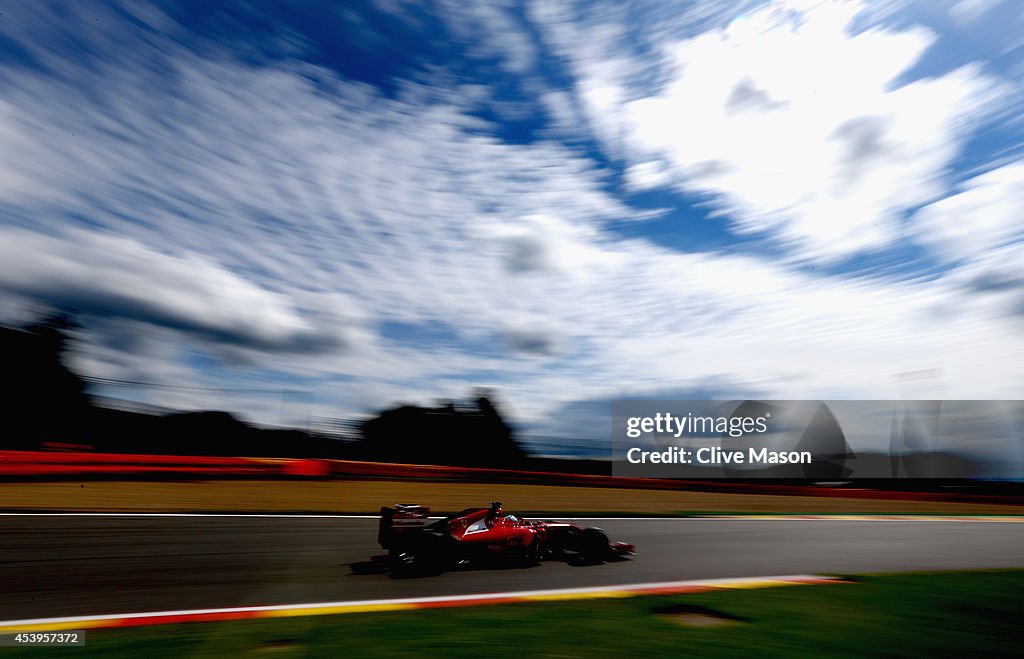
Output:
[{"xmin": 0, "ymin": 574, "xmax": 836, "ymax": 629}]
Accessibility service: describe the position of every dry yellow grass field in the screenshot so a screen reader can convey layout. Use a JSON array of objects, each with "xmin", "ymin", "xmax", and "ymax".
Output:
[{"xmin": 2, "ymin": 479, "xmax": 1023, "ymax": 515}]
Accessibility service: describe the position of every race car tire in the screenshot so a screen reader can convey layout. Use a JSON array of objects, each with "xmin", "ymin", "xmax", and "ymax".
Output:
[
  {"xmin": 390, "ymin": 535, "xmax": 445, "ymax": 576},
  {"xmin": 578, "ymin": 527, "xmax": 610, "ymax": 562}
]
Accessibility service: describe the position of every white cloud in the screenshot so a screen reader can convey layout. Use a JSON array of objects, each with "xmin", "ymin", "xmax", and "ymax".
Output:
[
  {"xmin": 0, "ymin": 227, "xmax": 358, "ymax": 353},
  {"xmin": 633, "ymin": 3, "xmax": 997, "ymax": 260},
  {"xmin": 439, "ymin": 0, "xmax": 539, "ymax": 74},
  {"xmin": 1, "ymin": 1, "xmax": 1023, "ymax": 436},
  {"xmin": 537, "ymin": 0, "xmax": 1003, "ymax": 261},
  {"xmin": 624, "ymin": 160, "xmax": 674, "ymax": 191},
  {"xmin": 911, "ymin": 161, "xmax": 1024, "ymax": 260},
  {"xmin": 539, "ymin": 90, "xmax": 586, "ymax": 136},
  {"xmin": 942, "ymin": 242, "xmax": 1024, "ymax": 325},
  {"xmin": 951, "ymin": 0, "xmax": 998, "ymax": 23}
]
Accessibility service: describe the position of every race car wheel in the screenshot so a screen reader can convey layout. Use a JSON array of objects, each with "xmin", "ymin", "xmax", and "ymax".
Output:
[
  {"xmin": 518, "ymin": 538, "xmax": 544, "ymax": 564},
  {"xmin": 390, "ymin": 547, "xmax": 421, "ymax": 569},
  {"xmin": 390, "ymin": 536, "xmax": 444, "ymax": 575},
  {"xmin": 579, "ymin": 527, "xmax": 610, "ymax": 562}
]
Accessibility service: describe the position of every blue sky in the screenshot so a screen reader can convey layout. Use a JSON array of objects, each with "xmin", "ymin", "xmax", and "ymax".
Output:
[{"xmin": 1, "ymin": 0, "xmax": 1023, "ymax": 452}]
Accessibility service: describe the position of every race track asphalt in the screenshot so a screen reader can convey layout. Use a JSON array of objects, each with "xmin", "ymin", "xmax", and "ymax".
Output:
[{"xmin": 2, "ymin": 515, "xmax": 1023, "ymax": 620}]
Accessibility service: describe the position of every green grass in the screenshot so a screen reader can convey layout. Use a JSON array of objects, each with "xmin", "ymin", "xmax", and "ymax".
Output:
[{"xmin": 16, "ymin": 571, "xmax": 1024, "ymax": 658}]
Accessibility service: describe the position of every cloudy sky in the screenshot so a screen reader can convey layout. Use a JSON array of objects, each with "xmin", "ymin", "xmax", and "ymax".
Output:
[{"xmin": 1, "ymin": 0, "xmax": 1022, "ymax": 453}]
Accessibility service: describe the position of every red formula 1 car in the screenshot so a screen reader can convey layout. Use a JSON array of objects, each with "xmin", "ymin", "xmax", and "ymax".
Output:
[{"xmin": 378, "ymin": 501, "xmax": 634, "ymax": 574}]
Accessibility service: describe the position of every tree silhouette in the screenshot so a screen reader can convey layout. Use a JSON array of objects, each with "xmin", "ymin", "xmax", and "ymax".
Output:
[
  {"xmin": 1, "ymin": 311, "xmax": 91, "ymax": 449},
  {"xmin": 358, "ymin": 390, "xmax": 526, "ymax": 467},
  {"xmin": 0, "ymin": 313, "xmax": 520, "ymax": 463}
]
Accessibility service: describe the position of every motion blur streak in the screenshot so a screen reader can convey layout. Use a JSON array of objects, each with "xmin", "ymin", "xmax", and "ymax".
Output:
[
  {"xmin": 0, "ymin": 575, "xmax": 842, "ymax": 632},
  {"xmin": 1, "ymin": 516, "xmax": 1021, "ymax": 621},
  {"xmin": 1, "ymin": 1, "xmax": 1023, "ymax": 446}
]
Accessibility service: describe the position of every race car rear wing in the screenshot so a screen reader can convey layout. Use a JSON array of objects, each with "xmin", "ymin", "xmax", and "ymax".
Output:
[{"xmin": 378, "ymin": 503, "xmax": 431, "ymax": 548}]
